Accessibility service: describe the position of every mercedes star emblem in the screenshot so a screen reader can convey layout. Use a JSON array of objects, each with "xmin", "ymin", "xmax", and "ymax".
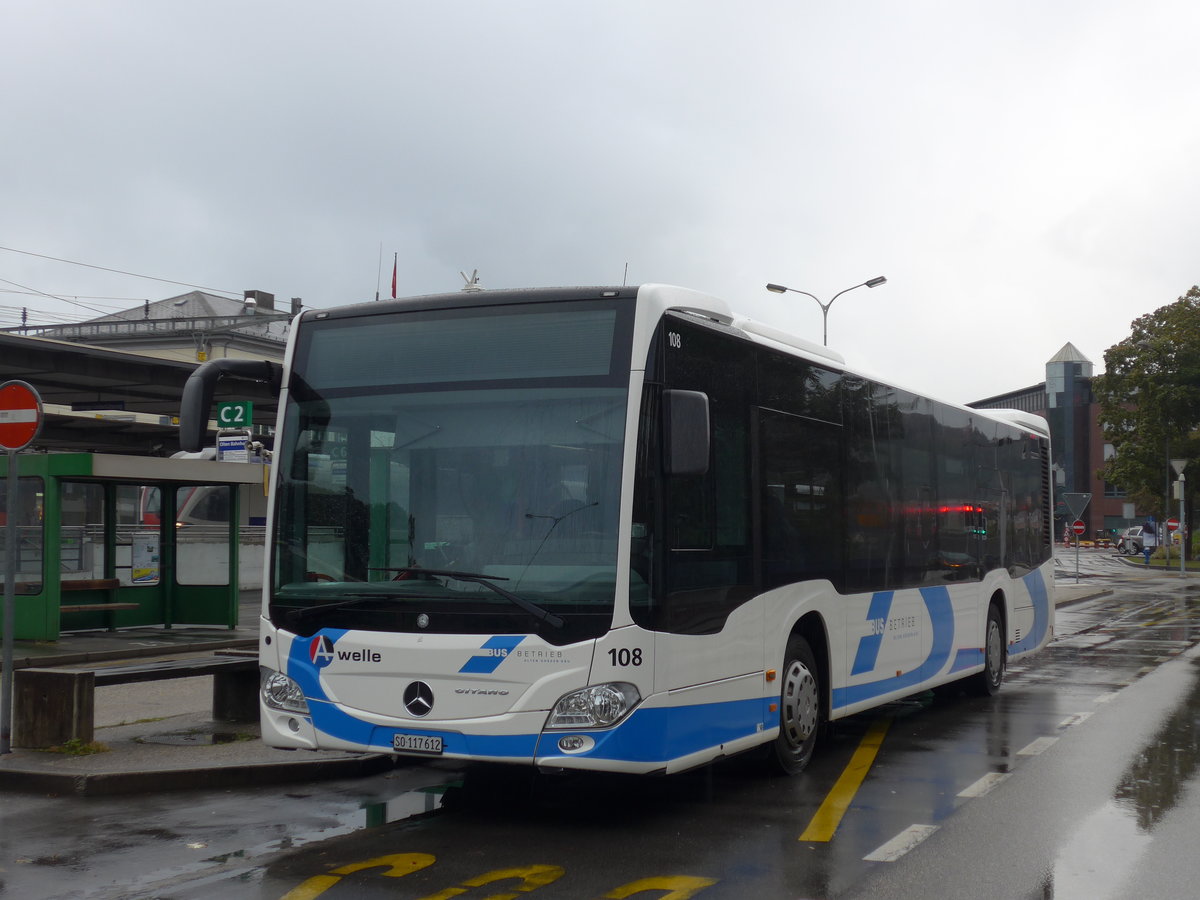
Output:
[{"xmin": 403, "ymin": 681, "xmax": 434, "ymax": 717}]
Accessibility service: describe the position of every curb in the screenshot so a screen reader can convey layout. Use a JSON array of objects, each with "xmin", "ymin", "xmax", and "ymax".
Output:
[
  {"xmin": 0, "ymin": 752, "xmax": 396, "ymax": 797},
  {"xmin": 1055, "ymin": 588, "xmax": 1112, "ymax": 606}
]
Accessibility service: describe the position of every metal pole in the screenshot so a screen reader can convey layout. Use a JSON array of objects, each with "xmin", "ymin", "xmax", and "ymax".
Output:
[
  {"xmin": 2, "ymin": 450, "xmax": 17, "ymax": 754},
  {"xmin": 1075, "ymin": 530, "xmax": 1081, "ymax": 584},
  {"xmin": 1180, "ymin": 474, "xmax": 1186, "ymax": 578}
]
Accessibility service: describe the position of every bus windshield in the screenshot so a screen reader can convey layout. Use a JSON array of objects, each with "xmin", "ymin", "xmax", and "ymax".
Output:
[{"xmin": 271, "ymin": 298, "xmax": 632, "ymax": 643}]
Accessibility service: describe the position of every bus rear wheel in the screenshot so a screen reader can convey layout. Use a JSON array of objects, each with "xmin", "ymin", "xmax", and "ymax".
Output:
[
  {"xmin": 769, "ymin": 636, "xmax": 822, "ymax": 775},
  {"xmin": 970, "ymin": 605, "xmax": 1005, "ymax": 696}
]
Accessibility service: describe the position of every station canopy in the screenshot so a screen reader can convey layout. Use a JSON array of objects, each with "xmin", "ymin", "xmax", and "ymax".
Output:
[{"xmin": 0, "ymin": 333, "xmax": 279, "ymax": 455}]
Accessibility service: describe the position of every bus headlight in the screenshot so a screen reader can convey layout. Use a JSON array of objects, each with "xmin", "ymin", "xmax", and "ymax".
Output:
[
  {"xmin": 545, "ymin": 683, "xmax": 640, "ymax": 729},
  {"xmin": 262, "ymin": 671, "xmax": 309, "ymax": 714}
]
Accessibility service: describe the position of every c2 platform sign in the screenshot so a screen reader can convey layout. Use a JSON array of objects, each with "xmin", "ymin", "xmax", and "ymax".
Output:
[{"xmin": 217, "ymin": 400, "xmax": 253, "ymax": 430}]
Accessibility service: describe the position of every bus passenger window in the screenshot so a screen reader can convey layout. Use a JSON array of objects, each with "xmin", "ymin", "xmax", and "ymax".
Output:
[{"xmin": 760, "ymin": 410, "xmax": 843, "ymax": 589}]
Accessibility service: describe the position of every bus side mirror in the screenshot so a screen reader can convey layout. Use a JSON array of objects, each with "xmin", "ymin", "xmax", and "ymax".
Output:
[{"xmin": 664, "ymin": 389, "xmax": 710, "ymax": 476}]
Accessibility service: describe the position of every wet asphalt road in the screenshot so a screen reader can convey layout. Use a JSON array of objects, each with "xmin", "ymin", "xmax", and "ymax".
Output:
[{"xmin": 3, "ymin": 551, "xmax": 1199, "ymax": 899}]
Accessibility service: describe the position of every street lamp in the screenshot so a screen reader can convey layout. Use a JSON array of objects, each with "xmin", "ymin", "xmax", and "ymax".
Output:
[{"xmin": 765, "ymin": 276, "xmax": 887, "ymax": 346}]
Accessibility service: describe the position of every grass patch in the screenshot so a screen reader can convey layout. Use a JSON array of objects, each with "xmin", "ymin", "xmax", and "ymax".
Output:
[{"xmin": 46, "ymin": 738, "xmax": 110, "ymax": 755}]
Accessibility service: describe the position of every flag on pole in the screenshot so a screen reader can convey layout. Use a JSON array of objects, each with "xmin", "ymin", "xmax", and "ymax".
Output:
[{"xmin": 391, "ymin": 253, "xmax": 398, "ymax": 299}]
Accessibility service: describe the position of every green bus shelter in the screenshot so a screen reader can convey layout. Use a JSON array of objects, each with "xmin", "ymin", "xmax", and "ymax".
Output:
[{"xmin": 1, "ymin": 453, "xmax": 266, "ymax": 641}]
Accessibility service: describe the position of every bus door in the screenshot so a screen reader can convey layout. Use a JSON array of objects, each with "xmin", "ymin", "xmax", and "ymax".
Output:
[{"xmin": 653, "ymin": 318, "xmax": 762, "ymax": 748}]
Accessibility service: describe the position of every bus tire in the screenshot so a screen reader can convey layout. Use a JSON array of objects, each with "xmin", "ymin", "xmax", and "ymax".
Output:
[
  {"xmin": 971, "ymin": 604, "xmax": 1005, "ymax": 696},
  {"xmin": 769, "ymin": 635, "xmax": 822, "ymax": 775}
]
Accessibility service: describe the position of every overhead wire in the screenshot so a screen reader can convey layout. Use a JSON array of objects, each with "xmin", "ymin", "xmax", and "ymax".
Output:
[
  {"xmin": 0, "ymin": 276, "xmax": 117, "ymax": 318},
  {"xmin": 0, "ymin": 245, "xmax": 242, "ymax": 297},
  {"xmin": 0, "ymin": 244, "xmax": 246, "ymax": 329},
  {"xmin": 0, "ymin": 287, "xmax": 149, "ymax": 307},
  {"xmin": 0, "ymin": 304, "xmax": 88, "ymax": 323}
]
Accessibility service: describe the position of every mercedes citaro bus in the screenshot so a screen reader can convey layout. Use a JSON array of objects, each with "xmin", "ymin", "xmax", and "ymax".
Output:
[{"xmin": 180, "ymin": 284, "xmax": 1053, "ymax": 775}]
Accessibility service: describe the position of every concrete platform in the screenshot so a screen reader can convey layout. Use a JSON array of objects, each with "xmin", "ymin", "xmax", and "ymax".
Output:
[
  {"xmin": 0, "ymin": 703, "xmax": 394, "ymax": 796},
  {"xmin": 0, "ymin": 592, "xmax": 393, "ymax": 795}
]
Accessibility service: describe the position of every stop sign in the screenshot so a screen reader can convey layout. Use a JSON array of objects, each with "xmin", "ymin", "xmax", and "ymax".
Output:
[
  {"xmin": 1072, "ymin": 519, "xmax": 1086, "ymax": 535},
  {"xmin": 0, "ymin": 381, "xmax": 42, "ymax": 451},
  {"xmin": 1167, "ymin": 517, "xmax": 1180, "ymax": 532}
]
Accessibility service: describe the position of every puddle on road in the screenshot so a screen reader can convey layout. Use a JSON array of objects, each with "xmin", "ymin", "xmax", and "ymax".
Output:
[
  {"xmin": 1111, "ymin": 660, "xmax": 1200, "ymax": 830},
  {"xmin": 138, "ymin": 728, "xmax": 256, "ymax": 746},
  {"xmin": 168, "ymin": 780, "xmax": 461, "ymax": 888},
  {"xmin": 267, "ymin": 778, "xmax": 458, "ymax": 850},
  {"xmin": 360, "ymin": 781, "xmax": 453, "ymax": 827},
  {"xmin": 1044, "ymin": 657, "xmax": 1200, "ymax": 898},
  {"xmin": 51, "ymin": 780, "xmax": 461, "ymax": 900}
]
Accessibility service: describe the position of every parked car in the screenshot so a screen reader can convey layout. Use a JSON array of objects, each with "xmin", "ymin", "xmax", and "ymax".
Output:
[{"xmin": 1117, "ymin": 526, "xmax": 1145, "ymax": 554}]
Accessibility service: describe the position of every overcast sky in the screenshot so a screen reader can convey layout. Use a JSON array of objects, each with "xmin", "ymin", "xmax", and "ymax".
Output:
[{"xmin": 3, "ymin": 0, "xmax": 1198, "ymax": 404}]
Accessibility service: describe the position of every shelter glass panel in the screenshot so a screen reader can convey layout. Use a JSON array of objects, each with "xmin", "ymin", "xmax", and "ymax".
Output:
[
  {"xmin": 0, "ymin": 476, "xmax": 43, "ymax": 594},
  {"xmin": 59, "ymin": 481, "xmax": 105, "ymax": 584},
  {"xmin": 115, "ymin": 483, "xmax": 161, "ymax": 586},
  {"xmin": 175, "ymin": 485, "xmax": 231, "ymax": 585}
]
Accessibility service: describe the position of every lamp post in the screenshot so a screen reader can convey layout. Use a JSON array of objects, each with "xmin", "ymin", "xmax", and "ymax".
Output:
[
  {"xmin": 1172, "ymin": 457, "xmax": 1187, "ymax": 577},
  {"xmin": 765, "ymin": 276, "xmax": 887, "ymax": 346}
]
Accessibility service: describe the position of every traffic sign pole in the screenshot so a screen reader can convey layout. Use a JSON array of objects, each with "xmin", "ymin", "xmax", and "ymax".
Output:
[
  {"xmin": 2, "ymin": 448, "xmax": 16, "ymax": 753},
  {"xmin": 1, "ymin": 380, "xmax": 42, "ymax": 755},
  {"xmin": 1073, "ymin": 520, "xmax": 1087, "ymax": 584},
  {"xmin": 1169, "ymin": 495, "xmax": 1185, "ymax": 578},
  {"xmin": 1063, "ymin": 496, "xmax": 1092, "ymax": 585}
]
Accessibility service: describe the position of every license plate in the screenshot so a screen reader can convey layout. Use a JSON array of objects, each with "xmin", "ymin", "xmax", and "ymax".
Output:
[{"xmin": 393, "ymin": 733, "xmax": 443, "ymax": 755}]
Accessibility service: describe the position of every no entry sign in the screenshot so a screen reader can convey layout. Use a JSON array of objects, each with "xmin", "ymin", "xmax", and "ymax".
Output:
[
  {"xmin": 1071, "ymin": 519, "xmax": 1086, "ymax": 535},
  {"xmin": 0, "ymin": 381, "xmax": 42, "ymax": 451}
]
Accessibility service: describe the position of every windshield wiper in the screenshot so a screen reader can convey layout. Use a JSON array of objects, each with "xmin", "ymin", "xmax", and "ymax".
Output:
[
  {"xmin": 281, "ymin": 591, "xmax": 407, "ymax": 628},
  {"xmin": 379, "ymin": 567, "xmax": 565, "ymax": 629}
]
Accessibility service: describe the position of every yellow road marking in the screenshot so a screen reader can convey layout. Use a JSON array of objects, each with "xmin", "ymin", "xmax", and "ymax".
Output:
[
  {"xmin": 603, "ymin": 875, "xmax": 718, "ymax": 899},
  {"xmin": 798, "ymin": 717, "xmax": 892, "ymax": 842},
  {"xmin": 415, "ymin": 864, "xmax": 565, "ymax": 900},
  {"xmin": 281, "ymin": 853, "xmax": 436, "ymax": 899}
]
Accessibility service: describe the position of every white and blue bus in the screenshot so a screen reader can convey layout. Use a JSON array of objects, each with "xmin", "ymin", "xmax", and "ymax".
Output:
[{"xmin": 182, "ymin": 284, "xmax": 1054, "ymax": 775}]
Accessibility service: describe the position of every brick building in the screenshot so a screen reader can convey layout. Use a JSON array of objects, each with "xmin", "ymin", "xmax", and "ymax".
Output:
[{"xmin": 970, "ymin": 342, "xmax": 1137, "ymax": 543}]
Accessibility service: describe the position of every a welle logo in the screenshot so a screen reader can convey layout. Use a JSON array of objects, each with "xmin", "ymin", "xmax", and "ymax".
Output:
[{"xmin": 308, "ymin": 634, "xmax": 381, "ymax": 668}]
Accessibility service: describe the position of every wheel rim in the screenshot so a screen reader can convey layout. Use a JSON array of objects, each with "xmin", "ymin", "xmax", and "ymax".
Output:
[
  {"xmin": 781, "ymin": 659, "xmax": 819, "ymax": 748},
  {"xmin": 986, "ymin": 619, "xmax": 1003, "ymax": 684}
]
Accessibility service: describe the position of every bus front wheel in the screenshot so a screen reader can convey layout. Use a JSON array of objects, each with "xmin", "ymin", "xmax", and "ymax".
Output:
[{"xmin": 769, "ymin": 636, "xmax": 822, "ymax": 775}]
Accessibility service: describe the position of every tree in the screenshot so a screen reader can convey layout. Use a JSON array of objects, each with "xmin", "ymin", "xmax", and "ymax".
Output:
[{"xmin": 1094, "ymin": 286, "xmax": 1200, "ymax": 555}]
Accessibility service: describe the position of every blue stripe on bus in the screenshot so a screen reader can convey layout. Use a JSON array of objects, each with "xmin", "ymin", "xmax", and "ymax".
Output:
[
  {"xmin": 537, "ymin": 696, "xmax": 774, "ymax": 764},
  {"xmin": 282, "ymin": 635, "xmax": 531, "ymax": 755},
  {"xmin": 832, "ymin": 585, "xmax": 954, "ymax": 710},
  {"xmin": 286, "ymin": 629, "xmax": 380, "ymax": 746},
  {"xmin": 1008, "ymin": 569, "xmax": 1050, "ymax": 656},
  {"xmin": 850, "ymin": 591, "xmax": 894, "ymax": 675},
  {"xmin": 950, "ymin": 647, "xmax": 984, "ymax": 672},
  {"xmin": 834, "ymin": 571, "xmax": 1051, "ymax": 704},
  {"xmin": 286, "ymin": 634, "xmax": 772, "ymax": 763},
  {"xmin": 458, "ymin": 635, "xmax": 527, "ymax": 673},
  {"xmin": 369, "ymin": 696, "xmax": 774, "ymax": 766},
  {"xmin": 374, "ymin": 725, "xmax": 539, "ymax": 758},
  {"xmin": 287, "ymin": 573, "xmax": 1051, "ymax": 761}
]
